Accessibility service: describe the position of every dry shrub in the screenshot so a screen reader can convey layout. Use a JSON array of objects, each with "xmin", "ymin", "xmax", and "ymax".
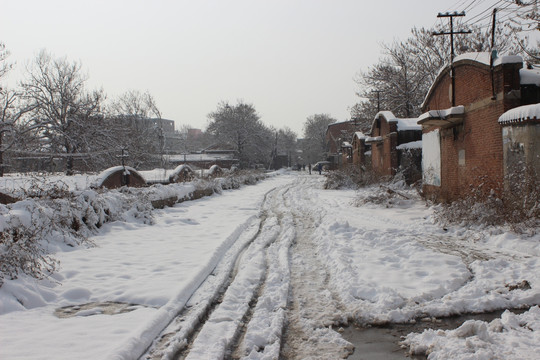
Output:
[
  {"xmin": 433, "ymin": 165, "xmax": 539, "ymax": 233},
  {"xmin": 324, "ymin": 166, "xmax": 379, "ymax": 190},
  {"xmin": 352, "ymin": 172, "xmax": 422, "ymax": 208}
]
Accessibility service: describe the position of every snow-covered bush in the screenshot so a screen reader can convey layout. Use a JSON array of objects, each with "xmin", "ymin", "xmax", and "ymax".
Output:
[
  {"xmin": 0, "ymin": 186, "xmax": 154, "ymax": 285},
  {"xmin": 0, "ymin": 170, "xmax": 270, "ymax": 286}
]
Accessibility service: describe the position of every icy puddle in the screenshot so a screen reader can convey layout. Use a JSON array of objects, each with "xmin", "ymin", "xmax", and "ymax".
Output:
[
  {"xmin": 342, "ymin": 309, "xmax": 526, "ymax": 360},
  {"xmin": 54, "ymin": 301, "xmax": 150, "ymax": 318}
]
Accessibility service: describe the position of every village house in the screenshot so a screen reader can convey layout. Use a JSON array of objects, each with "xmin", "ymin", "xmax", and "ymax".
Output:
[
  {"xmin": 498, "ymin": 102, "xmax": 540, "ymax": 204},
  {"xmin": 351, "ymin": 131, "xmax": 369, "ymax": 168},
  {"xmin": 365, "ymin": 111, "xmax": 422, "ymax": 183},
  {"xmin": 324, "ymin": 121, "xmax": 356, "ymax": 169},
  {"xmin": 418, "ymin": 52, "xmax": 540, "ymax": 202}
]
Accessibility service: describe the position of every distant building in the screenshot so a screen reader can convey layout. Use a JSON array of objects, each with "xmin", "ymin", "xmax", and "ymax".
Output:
[
  {"xmin": 365, "ymin": 111, "xmax": 422, "ymax": 183},
  {"xmin": 325, "ymin": 121, "xmax": 356, "ymax": 168}
]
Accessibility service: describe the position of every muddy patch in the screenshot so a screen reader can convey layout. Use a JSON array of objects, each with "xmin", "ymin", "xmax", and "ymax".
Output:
[
  {"xmin": 342, "ymin": 309, "xmax": 527, "ymax": 360},
  {"xmin": 54, "ymin": 301, "xmax": 149, "ymax": 318}
]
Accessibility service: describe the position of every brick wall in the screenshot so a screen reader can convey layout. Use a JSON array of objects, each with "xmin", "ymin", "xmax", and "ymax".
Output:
[{"xmin": 421, "ymin": 58, "xmax": 522, "ymax": 202}]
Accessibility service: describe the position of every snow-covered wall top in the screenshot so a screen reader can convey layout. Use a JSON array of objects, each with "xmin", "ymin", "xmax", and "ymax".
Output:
[
  {"xmin": 418, "ymin": 106, "xmax": 465, "ymax": 122},
  {"xmin": 520, "ymin": 67, "xmax": 540, "ymax": 86},
  {"xmin": 354, "ymin": 131, "xmax": 367, "ymax": 140},
  {"xmin": 397, "ymin": 140, "xmax": 422, "ymax": 150},
  {"xmin": 453, "ymin": 52, "xmax": 522, "ymax": 67},
  {"xmin": 365, "ymin": 136, "xmax": 383, "ymax": 143},
  {"xmin": 498, "ymin": 103, "xmax": 540, "ymax": 124},
  {"xmin": 394, "ymin": 118, "xmax": 421, "ymax": 131},
  {"xmin": 374, "ymin": 111, "xmax": 421, "ymax": 132}
]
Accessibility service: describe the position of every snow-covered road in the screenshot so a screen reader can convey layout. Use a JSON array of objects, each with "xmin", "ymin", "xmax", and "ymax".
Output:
[{"xmin": 1, "ymin": 173, "xmax": 539, "ymax": 359}]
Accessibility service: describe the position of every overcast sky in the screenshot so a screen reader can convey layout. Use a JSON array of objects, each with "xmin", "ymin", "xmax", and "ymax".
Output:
[{"xmin": 1, "ymin": 0, "xmax": 507, "ymax": 135}]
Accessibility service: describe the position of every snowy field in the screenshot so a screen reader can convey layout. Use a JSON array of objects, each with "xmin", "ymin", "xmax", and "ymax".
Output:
[{"xmin": 1, "ymin": 172, "xmax": 539, "ymax": 359}]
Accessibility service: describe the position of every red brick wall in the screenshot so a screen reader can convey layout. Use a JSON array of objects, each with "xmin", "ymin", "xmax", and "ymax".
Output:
[
  {"xmin": 422, "ymin": 59, "xmax": 522, "ymax": 202},
  {"xmin": 352, "ymin": 138, "xmax": 365, "ymax": 166},
  {"xmin": 371, "ymin": 116, "xmax": 398, "ymax": 177}
]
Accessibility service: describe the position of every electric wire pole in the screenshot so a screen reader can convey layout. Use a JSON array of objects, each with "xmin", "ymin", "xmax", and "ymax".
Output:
[
  {"xmin": 372, "ymin": 90, "xmax": 382, "ymax": 113},
  {"xmin": 433, "ymin": 11, "xmax": 471, "ymax": 106}
]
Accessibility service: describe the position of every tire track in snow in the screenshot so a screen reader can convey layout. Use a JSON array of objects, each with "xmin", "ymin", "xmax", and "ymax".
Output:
[
  {"xmin": 280, "ymin": 176, "xmax": 354, "ymax": 360},
  {"xmin": 140, "ymin": 188, "xmax": 278, "ymax": 360},
  {"xmin": 181, "ymin": 185, "xmax": 292, "ymax": 359},
  {"xmin": 142, "ymin": 185, "xmax": 293, "ymax": 360}
]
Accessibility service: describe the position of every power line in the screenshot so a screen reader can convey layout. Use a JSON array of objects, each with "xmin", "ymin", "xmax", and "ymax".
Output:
[{"xmin": 433, "ymin": 11, "xmax": 472, "ymax": 106}]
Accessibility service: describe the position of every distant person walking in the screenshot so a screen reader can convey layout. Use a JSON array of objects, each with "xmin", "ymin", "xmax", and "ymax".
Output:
[
  {"xmin": 318, "ymin": 163, "xmax": 322, "ymax": 175},
  {"xmin": 308, "ymin": 164, "xmax": 312, "ymax": 174}
]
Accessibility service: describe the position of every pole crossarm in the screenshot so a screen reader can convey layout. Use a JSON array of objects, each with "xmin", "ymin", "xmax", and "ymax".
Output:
[{"xmin": 432, "ymin": 10, "xmax": 471, "ymax": 106}]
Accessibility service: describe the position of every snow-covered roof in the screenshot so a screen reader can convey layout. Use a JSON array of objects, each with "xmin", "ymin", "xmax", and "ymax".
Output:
[
  {"xmin": 371, "ymin": 111, "xmax": 421, "ymax": 133},
  {"xmin": 520, "ymin": 67, "xmax": 540, "ymax": 86},
  {"xmin": 341, "ymin": 141, "xmax": 352, "ymax": 148},
  {"xmin": 353, "ymin": 131, "xmax": 367, "ymax": 140},
  {"xmin": 397, "ymin": 140, "xmax": 422, "ymax": 150},
  {"xmin": 418, "ymin": 106, "xmax": 465, "ymax": 122},
  {"xmin": 95, "ymin": 166, "xmax": 143, "ymax": 187},
  {"xmin": 365, "ymin": 136, "xmax": 383, "ymax": 143},
  {"xmin": 498, "ymin": 103, "xmax": 540, "ymax": 125},
  {"xmin": 394, "ymin": 118, "xmax": 421, "ymax": 131},
  {"xmin": 422, "ymin": 53, "xmax": 524, "ymax": 108},
  {"xmin": 453, "ymin": 52, "xmax": 522, "ymax": 67}
]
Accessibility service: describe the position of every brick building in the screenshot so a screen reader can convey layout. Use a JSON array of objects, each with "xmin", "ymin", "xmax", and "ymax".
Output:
[
  {"xmin": 325, "ymin": 121, "xmax": 356, "ymax": 168},
  {"xmin": 418, "ymin": 52, "xmax": 534, "ymax": 202},
  {"xmin": 498, "ymin": 103, "xmax": 540, "ymax": 202},
  {"xmin": 351, "ymin": 132, "xmax": 368, "ymax": 167},
  {"xmin": 365, "ymin": 111, "xmax": 422, "ymax": 181}
]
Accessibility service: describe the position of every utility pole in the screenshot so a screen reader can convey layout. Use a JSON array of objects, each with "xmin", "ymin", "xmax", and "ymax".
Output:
[
  {"xmin": 433, "ymin": 11, "xmax": 471, "ymax": 106},
  {"xmin": 372, "ymin": 90, "xmax": 382, "ymax": 113},
  {"xmin": 490, "ymin": 8, "xmax": 498, "ymax": 99},
  {"xmin": 491, "ymin": 8, "xmax": 497, "ymax": 50}
]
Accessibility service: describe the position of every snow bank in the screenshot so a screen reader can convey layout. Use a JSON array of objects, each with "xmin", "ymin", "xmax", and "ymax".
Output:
[{"xmin": 403, "ymin": 306, "xmax": 540, "ymax": 360}]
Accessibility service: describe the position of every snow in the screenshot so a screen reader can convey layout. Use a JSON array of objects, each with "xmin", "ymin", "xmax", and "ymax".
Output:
[
  {"xmin": 403, "ymin": 306, "xmax": 540, "ymax": 359},
  {"xmin": 1, "ymin": 173, "xmax": 540, "ymax": 359},
  {"xmin": 397, "ymin": 140, "xmax": 422, "ymax": 150},
  {"xmin": 394, "ymin": 118, "xmax": 421, "ymax": 131},
  {"xmin": 373, "ymin": 111, "xmax": 421, "ymax": 131},
  {"xmin": 95, "ymin": 165, "xmax": 142, "ymax": 187},
  {"xmin": 166, "ymin": 153, "xmax": 235, "ymax": 162},
  {"xmin": 0, "ymin": 173, "xmax": 99, "ymax": 196},
  {"xmin": 138, "ymin": 168, "xmax": 175, "ymax": 182},
  {"xmin": 520, "ymin": 67, "xmax": 540, "ymax": 86},
  {"xmin": 498, "ymin": 103, "xmax": 540, "ymax": 124},
  {"xmin": 453, "ymin": 52, "xmax": 522, "ymax": 67},
  {"xmin": 365, "ymin": 136, "xmax": 383, "ymax": 143},
  {"xmin": 418, "ymin": 105, "xmax": 465, "ymax": 122},
  {"xmin": 354, "ymin": 131, "xmax": 367, "ymax": 140}
]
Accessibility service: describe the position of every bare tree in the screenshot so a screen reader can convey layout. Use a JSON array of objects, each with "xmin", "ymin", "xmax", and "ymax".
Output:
[
  {"xmin": 352, "ymin": 23, "xmax": 512, "ymax": 122},
  {"xmin": 107, "ymin": 90, "xmax": 164, "ymax": 169},
  {"xmin": 302, "ymin": 114, "xmax": 336, "ymax": 164},
  {"xmin": 503, "ymin": 0, "xmax": 540, "ymax": 63},
  {"xmin": 20, "ymin": 50, "xmax": 105, "ymax": 175},
  {"xmin": 207, "ymin": 101, "xmax": 271, "ymax": 168}
]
